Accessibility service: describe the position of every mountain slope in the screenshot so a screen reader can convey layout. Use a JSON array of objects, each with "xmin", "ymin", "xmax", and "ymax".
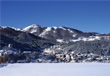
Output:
[
  {"xmin": 22, "ymin": 24, "xmax": 110, "ymax": 42},
  {"xmin": 22, "ymin": 24, "xmax": 89, "ymax": 40},
  {"xmin": 0, "ymin": 27, "xmax": 56, "ymax": 51}
]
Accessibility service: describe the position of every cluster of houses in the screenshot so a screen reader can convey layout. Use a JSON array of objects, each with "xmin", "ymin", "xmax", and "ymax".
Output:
[
  {"xmin": 103, "ymin": 36, "xmax": 110, "ymax": 40},
  {"xmin": 1, "ymin": 40, "xmax": 110, "ymax": 63},
  {"xmin": 44, "ymin": 44, "xmax": 63, "ymax": 54},
  {"xmin": 90, "ymin": 36, "xmax": 110, "ymax": 41},
  {"xmin": 0, "ymin": 44, "xmax": 40, "ymax": 63},
  {"xmin": 0, "ymin": 49, "xmax": 40, "ymax": 63},
  {"xmin": 43, "ymin": 47, "xmax": 110, "ymax": 63},
  {"xmin": 0, "ymin": 44, "xmax": 17, "ymax": 64},
  {"xmin": 54, "ymin": 52, "xmax": 110, "ymax": 63},
  {"xmin": 43, "ymin": 41, "xmax": 110, "ymax": 63}
]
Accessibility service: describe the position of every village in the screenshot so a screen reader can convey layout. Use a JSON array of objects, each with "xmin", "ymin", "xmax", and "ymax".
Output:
[
  {"xmin": 0, "ymin": 44, "xmax": 110, "ymax": 64},
  {"xmin": 0, "ymin": 36, "xmax": 110, "ymax": 64},
  {"xmin": 43, "ymin": 45, "xmax": 110, "ymax": 63},
  {"xmin": 43, "ymin": 36, "xmax": 110, "ymax": 63},
  {"xmin": 0, "ymin": 44, "xmax": 41, "ymax": 64}
]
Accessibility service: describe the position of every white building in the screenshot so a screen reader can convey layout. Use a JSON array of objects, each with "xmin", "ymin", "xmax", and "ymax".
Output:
[{"xmin": 0, "ymin": 50, "xmax": 4, "ymax": 56}]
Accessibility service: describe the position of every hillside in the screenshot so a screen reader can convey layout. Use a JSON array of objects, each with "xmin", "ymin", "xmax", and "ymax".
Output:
[
  {"xmin": 0, "ymin": 27, "xmax": 56, "ymax": 51},
  {"xmin": 22, "ymin": 24, "xmax": 110, "ymax": 42}
]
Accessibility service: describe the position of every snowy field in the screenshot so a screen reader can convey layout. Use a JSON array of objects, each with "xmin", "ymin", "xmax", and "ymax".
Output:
[{"xmin": 0, "ymin": 63, "xmax": 110, "ymax": 76}]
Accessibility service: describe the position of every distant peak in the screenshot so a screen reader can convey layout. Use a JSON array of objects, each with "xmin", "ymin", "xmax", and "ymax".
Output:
[
  {"xmin": 26, "ymin": 24, "xmax": 41, "ymax": 28},
  {"xmin": 23, "ymin": 24, "xmax": 41, "ymax": 31},
  {"xmin": 30, "ymin": 24, "xmax": 41, "ymax": 27},
  {"xmin": 0, "ymin": 26, "xmax": 21, "ymax": 31}
]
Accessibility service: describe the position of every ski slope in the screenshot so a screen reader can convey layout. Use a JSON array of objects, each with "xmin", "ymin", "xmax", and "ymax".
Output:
[{"xmin": 0, "ymin": 63, "xmax": 110, "ymax": 76}]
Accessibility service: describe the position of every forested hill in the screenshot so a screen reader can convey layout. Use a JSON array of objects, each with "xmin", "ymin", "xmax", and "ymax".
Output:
[{"xmin": 0, "ymin": 27, "xmax": 56, "ymax": 51}]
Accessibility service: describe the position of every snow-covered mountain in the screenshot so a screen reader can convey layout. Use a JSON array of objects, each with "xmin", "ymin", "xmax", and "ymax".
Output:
[
  {"xmin": 1, "ymin": 24, "xmax": 110, "ymax": 43},
  {"xmin": 22, "ymin": 24, "xmax": 110, "ymax": 42},
  {"xmin": 0, "ymin": 26, "xmax": 56, "ymax": 51},
  {"xmin": 1, "ymin": 25, "xmax": 110, "ymax": 63},
  {"xmin": 22, "ymin": 24, "xmax": 87, "ymax": 41}
]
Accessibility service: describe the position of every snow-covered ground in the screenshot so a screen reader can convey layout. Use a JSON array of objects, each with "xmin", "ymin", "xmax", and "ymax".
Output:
[{"xmin": 0, "ymin": 63, "xmax": 110, "ymax": 76}]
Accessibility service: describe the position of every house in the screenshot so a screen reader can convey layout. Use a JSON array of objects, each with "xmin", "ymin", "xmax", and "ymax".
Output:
[
  {"xmin": 8, "ymin": 44, "xmax": 13, "ymax": 48},
  {"xmin": 0, "ymin": 50, "xmax": 4, "ymax": 56},
  {"xmin": 0, "ymin": 56, "xmax": 6, "ymax": 63},
  {"xmin": 4, "ymin": 50, "xmax": 17, "ymax": 55},
  {"xmin": 44, "ymin": 48, "xmax": 55, "ymax": 54},
  {"xmin": 55, "ymin": 54, "xmax": 61, "ymax": 58},
  {"xmin": 100, "ymin": 36, "xmax": 110, "ymax": 40},
  {"xmin": 104, "ymin": 36, "xmax": 110, "ymax": 40},
  {"xmin": 23, "ymin": 51, "xmax": 32, "ymax": 54}
]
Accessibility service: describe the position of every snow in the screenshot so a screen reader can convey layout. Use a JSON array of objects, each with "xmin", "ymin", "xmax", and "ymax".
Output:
[
  {"xmin": 12, "ymin": 28, "xmax": 21, "ymax": 31},
  {"xmin": 45, "ymin": 27, "xmax": 52, "ymax": 31},
  {"xmin": 23, "ymin": 24, "xmax": 39, "ymax": 31},
  {"xmin": 0, "ymin": 50, "xmax": 4, "ymax": 52},
  {"xmin": 53, "ymin": 30, "xmax": 56, "ymax": 33},
  {"xmin": 0, "ymin": 63, "xmax": 110, "ymax": 76},
  {"xmin": 30, "ymin": 29, "xmax": 38, "ymax": 33},
  {"xmin": 39, "ymin": 27, "xmax": 52, "ymax": 37},
  {"xmin": 56, "ymin": 39, "xmax": 65, "ymax": 43},
  {"xmin": 1, "ymin": 26, "xmax": 21, "ymax": 31},
  {"xmin": 70, "ymin": 36, "xmax": 101, "ymax": 42},
  {"xmin": 72, "ymin": 34, "xmax": 76, "ymax": 37},
  {"xmin": 53, "ymin": 27, "xmax": 58, "ymax": 29},
  {"xmin": 59, "ymin": 27, "xmax": 66, "ymax": 30},
  {"xmin": 40, "ymin": 26, "xmax": 67, "ymax": 37},
  {"xmin": 95, "ymin": 36, "xmax": 101, "ymax": 40},
  {"xmin": 68, "ymin": 29, "xmax": 73, "ymax": 33}
]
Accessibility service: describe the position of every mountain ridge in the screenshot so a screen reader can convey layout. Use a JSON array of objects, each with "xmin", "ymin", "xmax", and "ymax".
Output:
[
  {"xmin": 0, "ymin": 26, "xmax": 56, "ymax": 51},
  {"xmin": 1, "ymin": 24, "xmax": 110, "ymax": 42},
  {"xmin": 21, "ymin": 24, "xmax": 110, "ymax": 42}
]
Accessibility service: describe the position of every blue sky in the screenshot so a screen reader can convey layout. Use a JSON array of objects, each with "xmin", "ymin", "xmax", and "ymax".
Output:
[{"xmin": 1, "ymin": 1, "xmax": 110, "ymax": 33}]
